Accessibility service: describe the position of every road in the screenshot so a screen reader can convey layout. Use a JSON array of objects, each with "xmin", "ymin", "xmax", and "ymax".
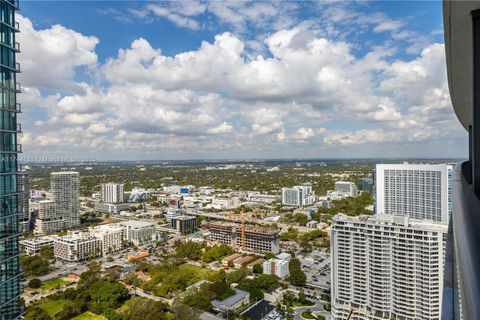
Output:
[
  {"xmin": 123, "ymin": 282, "xmax": 173, "ymax": 305},
  {"xmin": 185, "ymin": 210, "xmax": 320, "ymax": 232},
  {"xmin": 293, "ymin": 301, "xmax": 330, "ymax": 320}
]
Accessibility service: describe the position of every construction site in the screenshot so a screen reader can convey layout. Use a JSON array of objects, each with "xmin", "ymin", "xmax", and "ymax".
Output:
[{"xmin": 206, "ymin": 214, "xmax": 280, "ymax": 254}]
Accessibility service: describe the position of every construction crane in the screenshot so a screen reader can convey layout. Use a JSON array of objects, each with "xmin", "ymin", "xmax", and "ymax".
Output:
[
  {"xmin": 241, "ymin": 209, "xmax": 245, "ymax": 250},
  {"xmin": 225, "ymin": 209, "xmax": 247, "ymax": 250}
]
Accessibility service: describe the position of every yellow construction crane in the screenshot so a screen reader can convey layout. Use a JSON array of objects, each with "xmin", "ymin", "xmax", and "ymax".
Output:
[{"xmin": 225, "ymin": 209, "xmax": 247, "ymax": 250}]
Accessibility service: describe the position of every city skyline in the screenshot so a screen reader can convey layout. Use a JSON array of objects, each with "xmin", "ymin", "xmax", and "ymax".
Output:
[{"xmin": 15, "ymin": 1, "xmax": 467, "ymax": 160}]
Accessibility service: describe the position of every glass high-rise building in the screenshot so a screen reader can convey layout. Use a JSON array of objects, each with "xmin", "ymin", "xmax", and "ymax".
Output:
[{"xmin": 0, "ymin": 0, "xmax": 23, "ymax": 319}]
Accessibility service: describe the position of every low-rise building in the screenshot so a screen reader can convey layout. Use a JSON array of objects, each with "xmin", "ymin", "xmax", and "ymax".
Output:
[
  {"xmin": 211, "ymin": 288, "xmax": 250, "ymax": 312},
  {"xmin": 247, "ymin": 258, "xmax": 264, "ymax": 270},
  {"xmin": 263, "ymin": 258, "xmax": 289, "ymax": 278},
  {"xmin": 53, "ymin": 232, "xmax": 102, "ymax": 262},
  {"xmin": 94, "ymin": 202, "xmax": 133, "ymax": 214},
  {"xmin": 222, "ymin": 253, "xmax": 242, "ymax": 266},
  {"xmin": 20, "ymin": 236, "xmax": 55, "ymax": 255},
  {"xmin": 210, "ymin": 197, "xmax": 239, "ymax": 209},
  {"xmin": 170, "ymin": 215, "xmax": 198, "ymax": 234},
  {"xmin": 233, "ymin": 255, "xmax": 255, "ymax": 268}
]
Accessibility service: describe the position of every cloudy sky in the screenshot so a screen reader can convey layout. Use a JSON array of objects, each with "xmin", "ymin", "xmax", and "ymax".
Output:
[{"xmin": 17, "ymin": 1, "xmax": 467, "ymax": 160}]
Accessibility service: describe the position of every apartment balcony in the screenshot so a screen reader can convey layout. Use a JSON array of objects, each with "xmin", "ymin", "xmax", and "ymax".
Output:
[{"xmin": 441, "ymin": 161, "xmax": 479, "ymax": 319}]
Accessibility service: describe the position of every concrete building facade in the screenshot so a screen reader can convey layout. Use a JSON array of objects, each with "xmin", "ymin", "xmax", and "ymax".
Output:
[
  {"xmin": 20, "ymin": 236, "xmax": 55, "ymax": 255},
  {"xmin": 208, "ymin": 222, "xmax": 280, "ymax": 254},
  {"xmin": 330, "ymin": 213, "xmax": 447, "ymax": 320},
  {"xmin": 263, "ymin": 258, "xmax": 289, "ymax": 278},
  {"xmin": 281, "ymin": 183, "xmax": 315, "ymax": 207},
  {"xmin": 334, "ymin": 181, "xmax": 359, "ymax": 197},
  {"xmin": 170, "ymin": 215, "xmax": 198, "ymax": 234},
  {"xmin": 34, "ymin": 200, "xmax": 63, "ymax": 234},
  {"xmin": 53, "ymin": 232, "xmax": 102, "ymax": 262},
  {"xmin": 375, "ymin": 163, "xmax": 452, "ymax": 223},
  {"xmin": 51, "ymin": 172, "xmax": 80, "ymax": 228},
  {"xmin": 117, "ymin": 220, "xmax": 156, "ymax": 245},
  {"xmin": 101, "ymin": 183, "xmax": 124, "ymax": 204}
]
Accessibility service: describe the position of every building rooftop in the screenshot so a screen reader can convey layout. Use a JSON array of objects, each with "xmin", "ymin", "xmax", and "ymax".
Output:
[
  {"xmin": 117, "ymin": 220, "xmax": 155, "ymax": 228},
  {"xmin": 20, "ymin": 236, "xmax": 56, "ymax": 244},
  {"xmin": 51, "ymin": 171, "xmax": 79, "ymax": 175},
  {"xmin": 209, "ymin": 222, "xmax": 279, "ymax": 236},
  {"xmin": 223, "ymin": 253, "xmax": 242, "ymax": 261},
  {"xmin": 333, "ymin": 213, "xmax": 448, "ymax": 231},
  {"xmin": 211, "ymin": 288, "xmax": 249, "ymax": 310},
  {"xmin": 172, "ymin": 215, "xmax": 197, "ymax": 221}
]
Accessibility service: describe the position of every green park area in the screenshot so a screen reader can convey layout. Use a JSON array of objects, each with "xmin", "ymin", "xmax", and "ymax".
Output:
[
  {"xmin": 71, "ymin": 311, "xmax": 107, "ymax": 320},
  {"xmin": 41, "ymin": 277, "xmax": 70, "ymax": 290}
]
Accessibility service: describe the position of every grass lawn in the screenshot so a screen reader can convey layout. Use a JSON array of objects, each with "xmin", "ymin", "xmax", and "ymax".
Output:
[
  {"xmin": 178, "ymin": 263, "xmax": 217, "ymax": 282},
  {"xmin": 41, "ymin": 277, "xmax": 70, "ymax": 290},
  {"xmin": 36, "ymin": 299, "xmax": 66, "ymax": 318},
  {"xmin": 71, "ymin": 311, "xmax": 107, "ymax": 320},
  {"xmin": 301, "ymin": 311, "xmax": 316, "ymax": 319}
]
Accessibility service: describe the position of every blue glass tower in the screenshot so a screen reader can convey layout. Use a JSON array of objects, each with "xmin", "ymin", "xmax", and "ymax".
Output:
[{"xmin": 0, "ymin": 0, "xmax": 22, "ymax": 319}]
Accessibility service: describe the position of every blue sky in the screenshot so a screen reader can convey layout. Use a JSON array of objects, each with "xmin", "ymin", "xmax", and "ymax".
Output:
[{"xmin": 16, "ymin": 1, "xmax": 467, "ymax": 160}]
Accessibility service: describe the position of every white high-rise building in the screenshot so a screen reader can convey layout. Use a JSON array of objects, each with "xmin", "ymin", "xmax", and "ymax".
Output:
[
  {"xmin": 375, "ymin": 163, "xmax": 452, "ymax": 223},
  {"xmin": 51, "ymin": 172, "xmax": 80, "ymax": 228},
  {"xmin": 34, "ymin": 200, "xmax": 63, "ymax": 234},
  {"xmin": 334, "ymin": 181, "xmax": 358, "ymax": 197},
  {"xmin": 18, "ymin": 173, "xmax": 30, "ymax": 233},
  {"xmin": 101, "ymin": 183, "xmax": 124, "ymax": 204},
  {"xmin": 331, "ymin": 213, "xmax": 447, "ymax": 320},
  {"xmin": 281, "ymin": 183, "xmax": 315, "ymax": 207}
]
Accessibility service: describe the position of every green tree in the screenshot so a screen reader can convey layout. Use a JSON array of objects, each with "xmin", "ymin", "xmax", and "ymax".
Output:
[
  {"xmin": 28, "ymin": 278, "xmax": 42, "ymax": 289},
  {"xmin": 253, "ymin": 263, "xmax": 263, "ymax": 274},
  {"xmin": 24, "ymin": 307, "xmax": 52, "ymax": 320},
  {"xmin": 20, "ymin": 255, "xmax": 49, "ymax": 277},
  {"xmin": 38, "ymin": 246, "xmax": 54, "ymax": 260},
  {"xmin": 118, "ymin": 297, "xmax": 169, "ymax": 320},
  {"xmin": 288, "ymin": 259, "xmax": 306, "ymax": 286},
  {"xmin": 88, "ymin": 280, "xmax": 130, "ymax": 313}
]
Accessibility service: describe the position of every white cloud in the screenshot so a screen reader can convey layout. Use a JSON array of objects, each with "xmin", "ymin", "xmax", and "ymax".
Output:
[
  {"xmin": 16, "ymin": 15, "xmax": 99, "ymax": 92},
  {"xmin": 373, "ymin": 20, "xmax": 405, "ymax": 33},
  {"xmin": 17, "ymin": 12, "xmax": 467, "ymax": 159}
]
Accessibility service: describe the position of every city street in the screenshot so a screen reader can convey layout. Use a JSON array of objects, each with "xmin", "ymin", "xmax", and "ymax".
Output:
[{"xmin": 293, "ymin": 301, "xmax": 330, "ymax": 320}]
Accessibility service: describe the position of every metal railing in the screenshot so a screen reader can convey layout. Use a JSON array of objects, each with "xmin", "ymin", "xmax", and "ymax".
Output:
[
  {"xmin": 6, "ymin": 0, "xmax": 19, "ymax": 9},
  {"xmin": 442, "ymin": 161, "xmax": 480, "ymax": 319}
]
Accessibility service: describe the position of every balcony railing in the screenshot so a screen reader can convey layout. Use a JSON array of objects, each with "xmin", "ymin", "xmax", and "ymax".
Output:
[
  {"xmin": 13, "ymin": 21, "xmax": 19, "ymax": 32},
  {"xmin": 15, "ymin": 62, "xmax": 20, "ymax": 73},
  {"xmin": 6, "ymin": 0, "xmax": 19, "ymax": 9},
  {"xmin": 442, "ymin": 161, "xmax": 480, "ymax": 319}
]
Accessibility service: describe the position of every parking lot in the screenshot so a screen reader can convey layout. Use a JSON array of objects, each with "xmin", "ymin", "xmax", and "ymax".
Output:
[{"xmin": 300, "ymin": 250, "xmax": 331, "ymax": 290}]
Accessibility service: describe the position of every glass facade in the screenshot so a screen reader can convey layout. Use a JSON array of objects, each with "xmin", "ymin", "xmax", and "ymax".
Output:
[{"xmin": 0, "ymin": 0, "xmax": 22, "ymax": 319}]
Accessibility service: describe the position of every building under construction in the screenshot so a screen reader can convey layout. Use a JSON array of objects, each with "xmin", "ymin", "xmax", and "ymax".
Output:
[{"xmin": 207, "ymin": 222, "xmax": 280, "ymax": 254}]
